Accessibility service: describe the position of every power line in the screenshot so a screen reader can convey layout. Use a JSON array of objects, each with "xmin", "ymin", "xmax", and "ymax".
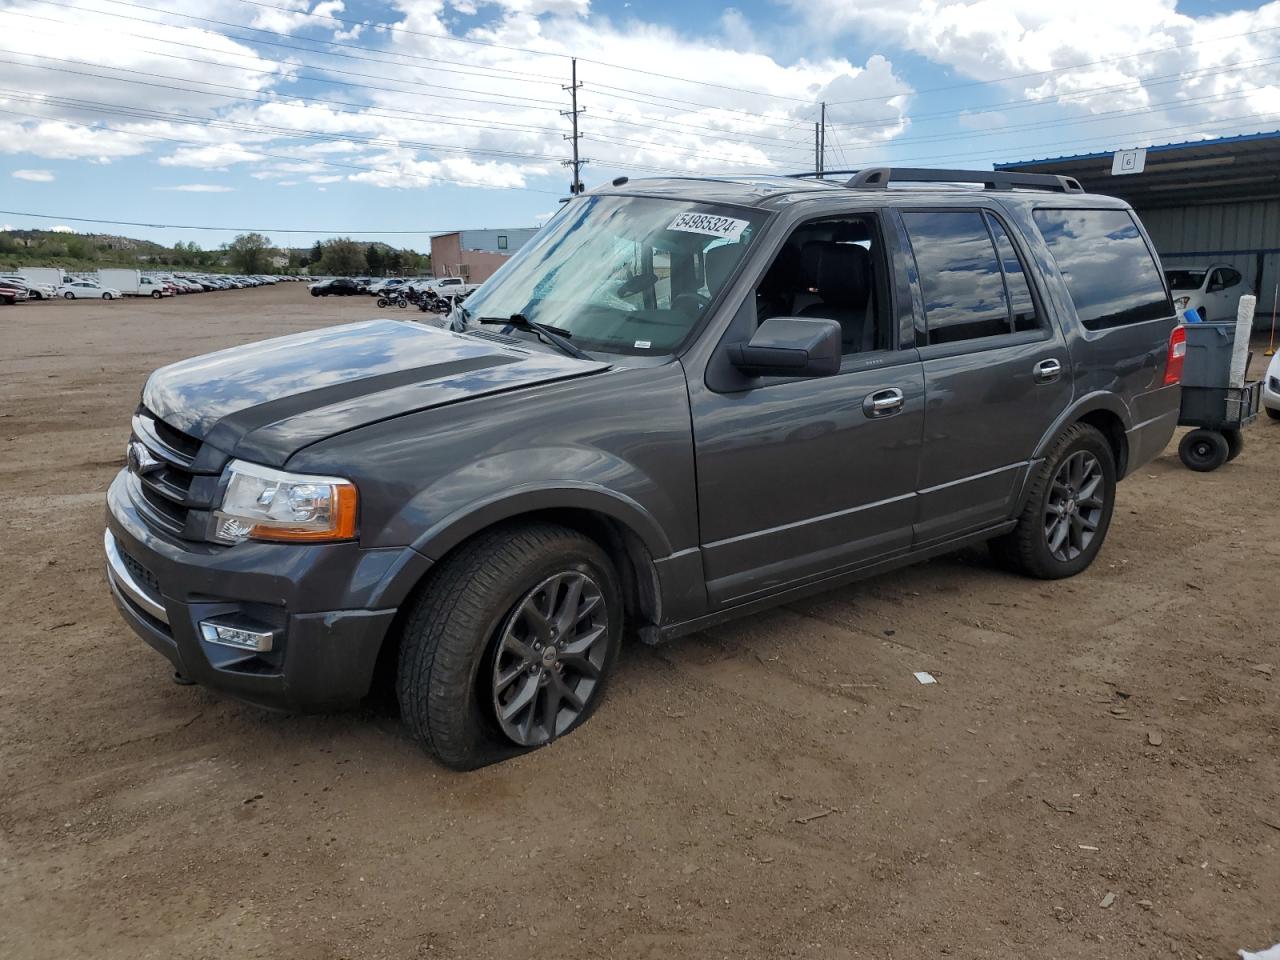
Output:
[
  {"xmin": 219, "ymin": 0, "xmax": 816, "ymax": 102},
  {"xmin": 0, "ymin": 105, "xmax": 568, "ymax": 193},
  {"xmin": 1, "ymin": 9, "xmax": 821, "ymax": 149},
  {"xmin": 25, "ymin": 0, "xmax": 566, "ymax": 85},
  {"xmin": 825, "ymin": 23, "xmax": 1280, "ymax": 105},
  {"xmin": 0, "ymin": 209, "xmax": 483, "ymax": 234},
  {"xmin": 824, "ymin": 55, "xmax": 1280, "ymax": 132}
]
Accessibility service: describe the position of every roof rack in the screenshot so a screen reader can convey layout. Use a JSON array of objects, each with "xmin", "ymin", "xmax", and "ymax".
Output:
[{"xmin": 788, "ymin": 167, "xmax": 1085, "ymax": 194}]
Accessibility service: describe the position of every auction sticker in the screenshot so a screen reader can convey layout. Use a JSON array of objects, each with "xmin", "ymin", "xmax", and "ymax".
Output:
[{"xmin": 667, "ymin": 212, "xmax": 749, "ymax": 241}]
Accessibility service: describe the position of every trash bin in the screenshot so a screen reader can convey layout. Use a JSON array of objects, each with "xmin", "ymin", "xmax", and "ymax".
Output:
[{"xmin": 1181, "ymin": 322, "xmax": 1236, "ymax": 389}]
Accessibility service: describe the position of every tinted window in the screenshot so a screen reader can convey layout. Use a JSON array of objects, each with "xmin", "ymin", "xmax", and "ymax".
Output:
[
  {"xmin": 985, "ymin": 214, "xmax": 1038, "ymax": 332},
  {"xmin": 1223, "ymin": 268, "xmax": 1242, "ymax": 287},
  {"xmin": 1033, "ymin": 208, "xmax": 1172, "ymax": 330},
  {"xmin": 902, "ymin": 211, "xmax": 1010, "ymax": 345}
]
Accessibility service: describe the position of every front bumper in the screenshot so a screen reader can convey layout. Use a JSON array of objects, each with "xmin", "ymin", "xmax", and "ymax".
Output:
[
  {"xmin": 1264, "ymin": 375, "xmax": 1280, "ymax": 412},
  {"xmin": 105, "ymin": 470, "xmax": 431, "ymax": 712}
]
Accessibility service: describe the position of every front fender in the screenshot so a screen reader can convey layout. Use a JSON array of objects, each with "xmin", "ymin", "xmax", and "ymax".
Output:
[{"xmin": 408, "ymin": 481, "xmax": 675, "ymax": 561}]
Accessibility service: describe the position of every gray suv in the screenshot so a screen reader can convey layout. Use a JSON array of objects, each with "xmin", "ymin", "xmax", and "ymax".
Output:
[{"xmin": 105, "ymin": 168, "xmax": 1184, "ymax": 768}]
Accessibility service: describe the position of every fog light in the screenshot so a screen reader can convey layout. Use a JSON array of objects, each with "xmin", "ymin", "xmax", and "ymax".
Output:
[{"xmin": 199, "ymin": 619, "xmax": 274, "ymax": 652}]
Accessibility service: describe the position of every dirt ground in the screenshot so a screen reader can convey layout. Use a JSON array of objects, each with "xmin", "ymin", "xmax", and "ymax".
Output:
[{"xmin": 1, "ymin": 283, "xmax": 1277, "ymax": 960}]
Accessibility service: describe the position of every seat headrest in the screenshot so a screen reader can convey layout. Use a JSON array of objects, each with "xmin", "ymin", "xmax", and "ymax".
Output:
[
  {"xmin": 800, "ymin": 241, "xmax": 871, "ymax": 306},
  {"xmin": 704, "ymin": 243, "xmax": 741, "ymax": 292}
]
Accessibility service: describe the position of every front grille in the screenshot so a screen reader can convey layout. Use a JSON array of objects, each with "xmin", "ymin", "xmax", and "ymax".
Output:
[
  {"xmin": 118, "ymin": 543, "xmax": 162, "ymax": 597},
  {"xmin": 127, "ymin": 407, "xmax": 222, "ymax": 540}
]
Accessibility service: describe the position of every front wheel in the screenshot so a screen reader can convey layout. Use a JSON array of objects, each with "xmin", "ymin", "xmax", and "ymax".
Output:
[
  {"xmin": 1265, "ymin": 406, "xmax": 1280, "ymax": 421},
  {"xmin": 1179, "ymin": 429, "xmax": 1229, "ymax": 472},
  {"xmin": 151, "ymin": 290, "xmax": 162, "ymax": 299},
  {"xmin": 102, "ymin": 292, "xmax": 113, "ymax": 301},
  {"xmin": 64, "ymin": 291, "xmax": 75, "ymax": 299},
  {"xmin": 397, "ymin": 522, "xmax": 621, "ymax": 769},
  {"xmin": 991, "ymin": 423, "xmax": 1116, "ymax": 579}
]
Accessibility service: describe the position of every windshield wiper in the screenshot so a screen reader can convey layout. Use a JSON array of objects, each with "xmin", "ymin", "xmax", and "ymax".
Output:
[{"xmin": 478, "ymin": 314, "xmax": 594, "ymax": 361}]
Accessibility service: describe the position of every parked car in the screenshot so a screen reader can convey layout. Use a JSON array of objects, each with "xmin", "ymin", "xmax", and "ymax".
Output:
[
  {"xmin": 0, "ymin": 279, "xmax": 29, "ymax": 304},
  {"xmin": 1165, "ymin": 264, "xmax": 1246, "ymax": 322},
  {"xmin": 58, "ymin": 280, "xmax": 121, "ymax": 300},
  {"xmin": 1, "ymin": 277, "xmax": 50, "ymax": 301},
  {"xmin": 2, "ymin": 276, "xmax": 55, "ymax": 300},
  {"xmin": 423, "ymin": 276, "xmax": 479, "ymax": 297},
  {"xmin": 105, "ymin": 168, "xmax": 1182, "ymax": 768},
  {"xmin": 1264, "ymin": 349, "xmax": 1280, "ymax": 420},
  {"xmin": 368, "ymin": 278, "xmax": 406, "ymax": 295},
  {"xmin": 309, "ymin": 277, "xmax": 364, "ymax": 296}
]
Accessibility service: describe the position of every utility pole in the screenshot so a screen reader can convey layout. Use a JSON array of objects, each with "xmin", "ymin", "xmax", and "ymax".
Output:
[
  {"xmin": 561, "ymin": 57, "xmax": 587, "ymax": 196},
  {"xmin": 814, "ymin": 121, "xmax": 820, "ymax": 174},
  {"xmin": 819, "ymin": 101, "xmax": 826, "ymax": 178}
]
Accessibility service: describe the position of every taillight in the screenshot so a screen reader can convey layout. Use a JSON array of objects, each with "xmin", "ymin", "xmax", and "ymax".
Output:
[{"xmin": 1164, "ymin": 325, "xmax": 1186, "ymax": 385}]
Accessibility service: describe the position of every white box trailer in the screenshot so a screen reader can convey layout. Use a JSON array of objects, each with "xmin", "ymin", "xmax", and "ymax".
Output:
[
  {"xmin": 98, "ymin": 269, "xmax": 172, "ymax": 298},
  {"xmin": 18, "ymin": 267, "xmax": 65, "ymax": 288}
]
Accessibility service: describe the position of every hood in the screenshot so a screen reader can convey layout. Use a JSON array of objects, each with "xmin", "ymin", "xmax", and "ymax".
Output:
[{"xmin": 143, "ymin": 319, "xmax": 610, "ymax": 466}]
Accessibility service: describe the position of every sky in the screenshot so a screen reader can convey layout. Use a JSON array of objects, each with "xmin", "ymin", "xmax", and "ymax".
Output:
[{"xmin": 1, "ymin": 0, "xmax": 1278, "ymax": 249}]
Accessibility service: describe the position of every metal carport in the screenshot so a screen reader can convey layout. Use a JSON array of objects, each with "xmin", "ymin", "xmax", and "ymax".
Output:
[{"xmin": 996, "ymin": 131, "xmax": 1280, "ymax": 326}]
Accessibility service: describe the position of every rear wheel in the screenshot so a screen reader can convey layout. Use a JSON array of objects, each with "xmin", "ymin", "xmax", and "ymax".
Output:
[
  {"xmin": 1179, "ymin": 428, "xmax": 1229, "ymax": 472},
  {"xmin": 1266, "ymin": 406, "xmax": 1280, "ymax": 421},
  {"xmin": 397, "ymin": 522, "xmax": 621, "ymax": 769},
  {"xmin": 991, "ymin": 423, "xmax": 1116, "ymax": 579},
  {"xmin": 1224, "ymin": 427, "xmax": 1245, "ymax": 461}
]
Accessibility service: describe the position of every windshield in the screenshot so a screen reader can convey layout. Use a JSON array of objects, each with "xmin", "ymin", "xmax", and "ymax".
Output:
[
  {"xmin": 461, "ymin": 195, "xmax": 767, "ymax": 355},
  {"xmin": 1165, "ymin": 270, "xmax": 1206, "ymax": 290}
]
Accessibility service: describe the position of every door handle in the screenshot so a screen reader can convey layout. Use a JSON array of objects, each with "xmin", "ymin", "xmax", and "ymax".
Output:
[
  {"xmin": 1034, "ymin": 358, "xmax": 1062, "ymax": 383},
  {"xmin": 863, "ymin": 388, "xmax": 904, "ymax": 418}
]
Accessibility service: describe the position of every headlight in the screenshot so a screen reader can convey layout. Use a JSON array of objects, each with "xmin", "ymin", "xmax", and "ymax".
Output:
[{"xmin": 213, "ymin": 459, "xmax": 357, "ymax": 544}]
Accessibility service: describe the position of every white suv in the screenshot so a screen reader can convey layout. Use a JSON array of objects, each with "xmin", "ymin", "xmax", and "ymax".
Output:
[{"xmin": 1165, "ymin": 264, "xmax": 1246, "ymax": 322}]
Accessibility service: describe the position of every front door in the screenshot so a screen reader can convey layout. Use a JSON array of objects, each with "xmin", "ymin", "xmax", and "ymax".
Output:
[
  {"xmin": 896, "ymin": 208, "xmax": 1073, "ymax": 544},
  {"xmin": 690, "ymin": 210, "xmax": 925, "ymax": 607}
]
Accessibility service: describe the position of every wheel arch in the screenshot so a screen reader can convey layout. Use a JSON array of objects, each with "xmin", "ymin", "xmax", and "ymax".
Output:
[
  {"xmin": 367, "ymin": 500, "xmax": 665, "ymax": 700},
  {"xmin": 1034, "ymin": 392, "xmax": 1131, "ymax": 477}
]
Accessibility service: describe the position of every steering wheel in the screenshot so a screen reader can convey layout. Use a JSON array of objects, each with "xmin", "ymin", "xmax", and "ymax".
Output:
[{"xmin": 671, "ymin": 292, "xmax": 711, "ymax": 313}]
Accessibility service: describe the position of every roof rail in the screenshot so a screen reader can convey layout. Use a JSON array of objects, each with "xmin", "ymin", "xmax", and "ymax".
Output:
[
  {"xmin": 786, "ymin": 167, "xmax": 1084, "ymax": 193},
  {"xmin": 846, "ymin": 167, "xmax": 1085, "ymax": 193}
]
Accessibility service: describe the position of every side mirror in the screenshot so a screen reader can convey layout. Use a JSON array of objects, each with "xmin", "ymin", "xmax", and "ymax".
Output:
[{"xmin": 728, "ymin": 317, "xmax": 842, "ymax": 378}]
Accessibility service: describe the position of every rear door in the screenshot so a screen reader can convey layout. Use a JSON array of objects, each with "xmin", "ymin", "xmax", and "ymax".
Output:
[{"xmin": 896, "ymin": 207, "xmax": 1073, "ymax": 544}]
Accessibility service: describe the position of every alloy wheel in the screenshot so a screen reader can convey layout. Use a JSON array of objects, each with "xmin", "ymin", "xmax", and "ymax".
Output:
[
  {"xmin": 491, "ymin": 571, "xmax": 609, "ymax": 747},
  {"xmin": 1044, "ymin": 451, "xmax": 1104, "ymax": 562}
]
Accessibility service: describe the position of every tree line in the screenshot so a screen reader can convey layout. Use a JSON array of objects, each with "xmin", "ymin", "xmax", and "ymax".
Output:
[{"xmin": 228, "ymin": 233, "xmax": 429, "ymax": 276}]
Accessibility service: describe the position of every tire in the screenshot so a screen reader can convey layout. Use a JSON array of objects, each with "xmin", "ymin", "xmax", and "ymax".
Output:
[
  {"xmin": 376, "ymin": 297, "xmax": 389, "ymax": 308},
  {"xmin": 991, "ymin": 422, "xmax": 1116, "ymax": 579},
  {"xmin": 396, "ymin": 522, "xmax": 622, "ymax": 769},
  {"xmin": 397, "ymin": 299, "xmax": 408, "ymax": 308},
  {"xmin": 311, "ymin": 289, "xmax": 321, "ymax": 297},
  {"xmin": 151, "ymin": 290, "xmax": 162, "ymax": 299},
  {"xmin": 1266, "ymin": 406, "xmax": 1280, "ymax": 421},
  {"xmin": 1179, "ymin": 428, "xmax": 1229, "ymax": 472},
  {"xmin": 1223, "ymin": 427, "xmax": 1244, "ymax": 462},
  {"xmin": 64, "ymin": 291, "xmax": 75, "ymax": 299},
  {"xmin": 102, "ymin": 292, "xmax": 113, "ymax": 301}
]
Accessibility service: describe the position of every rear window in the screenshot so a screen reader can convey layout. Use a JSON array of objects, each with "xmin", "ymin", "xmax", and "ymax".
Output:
[
  {"xmin": 1165, "ymin": 269, "xmax": 1206, "ymax": 290},
  {"xmin": 1033, "ymin": 208, "xmax": 1172, "ymax": 331}
]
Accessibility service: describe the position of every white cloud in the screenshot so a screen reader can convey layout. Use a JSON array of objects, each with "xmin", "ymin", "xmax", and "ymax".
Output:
[
  {"xmin": 787, "ymin": 0, "xmax": 1280, "ymax": 137},
  {"xmin": 51, "ymin": 224, "xmax": 74, "ymax": 233},
  {"xmin": 12, "ymin": 169, "xmax": 54, "ymax": 182},
  {"xmin": 1, "ymin": 224, "xmax": 13, "ymax": 231},
  {"xmin": 155, "ymin": 183, "xmax": 236, "ymax": 192}
]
